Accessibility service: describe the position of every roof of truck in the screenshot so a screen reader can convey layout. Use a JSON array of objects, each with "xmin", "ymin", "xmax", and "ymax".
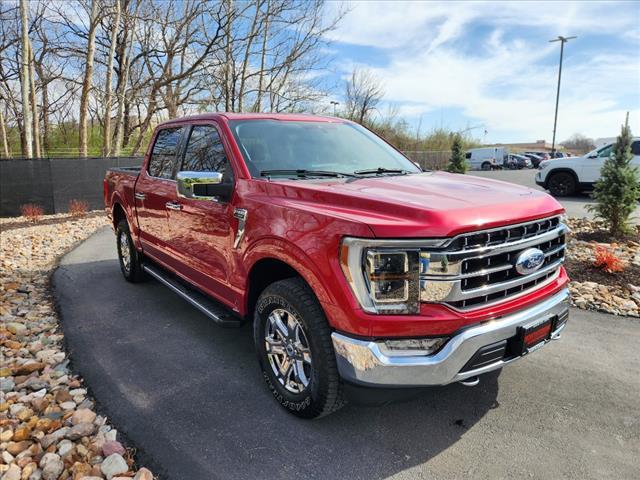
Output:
[{"xmin": 158, "ymin": 112, "xmax": 346, "ymax": 126}]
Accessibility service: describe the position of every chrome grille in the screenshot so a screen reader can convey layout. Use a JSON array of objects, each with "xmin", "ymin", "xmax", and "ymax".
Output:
[{"xmin": 419, "ymin": 216, "xmax": 566, "ymax": 310}]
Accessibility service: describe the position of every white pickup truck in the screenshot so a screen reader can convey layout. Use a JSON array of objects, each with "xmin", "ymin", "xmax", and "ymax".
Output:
[{"xmin": 536, "ymin": 138, "xmax": 640, "ymax": 196}]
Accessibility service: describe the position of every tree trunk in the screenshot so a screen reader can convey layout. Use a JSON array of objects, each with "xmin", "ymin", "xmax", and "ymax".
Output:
[
  {"xmin": 28, "ymin": 39, "xmax": 41, "ymax": 157},
  {"xmin": 131, "ymin": 93, "xmax": 157, "ymax": 155},
  {"xmin": 223, "ymin": 0, "xmax": 233, "ymax": 111},
  {"xmin": 114, "ymin": 2, "xmax": 136, "ymax": 157},
  {"xmin": 19, "ymin": 0, "xmax": 32, "ymax": 158},
  {"xmin": 0, "ymin": 110, "xmax": 10, "ymax": 158},
  {"xmin": 78, "ymin": 0, "xmax": 99, "ymax": 157},
  {"xmin": 103, "ymin": 0, "xmax": 121, "ymax": 157},
  {"xmin": 238, "ymin": 0, "xmax": 262, "ymax": 112},
  {"xmin": 35, "ymin": 63, "xmax": 50, "ymax": 153},
  {"xmin": 253, "ymin": 0, "xmax": 270, "ymax": 113}
]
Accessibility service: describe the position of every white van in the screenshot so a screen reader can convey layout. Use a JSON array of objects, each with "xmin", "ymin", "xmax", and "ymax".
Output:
[
  {"xmin": 535, "ymin": 137, "xmax": 640, "ymax": 196},
  {"xmin": 465, "ymin": 147, "xmax": 507, "ymax": 170}
]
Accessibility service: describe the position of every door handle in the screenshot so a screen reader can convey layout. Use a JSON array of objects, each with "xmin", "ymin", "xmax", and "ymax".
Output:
[
  {"xmin": 165, "ymin": 201, "xmax": 183, "ymax": 211},
  {"xmin": 134, "ymin": 192, "xmax": 146, "ymax": 200}
]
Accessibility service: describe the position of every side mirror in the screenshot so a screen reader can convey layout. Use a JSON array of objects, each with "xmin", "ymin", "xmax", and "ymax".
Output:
[
  {"xmin": 587, "ymin": 153, "xmax": 597, "ymax": 159},
  {"xmin": 176, "ymin": 171, "xmax": 232, "ymax": 201}
]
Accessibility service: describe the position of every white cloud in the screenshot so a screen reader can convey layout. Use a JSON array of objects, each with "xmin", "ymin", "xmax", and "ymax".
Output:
[{"xmin": 328, "ymin": 1, "xmax": 640, "ymax": 142}]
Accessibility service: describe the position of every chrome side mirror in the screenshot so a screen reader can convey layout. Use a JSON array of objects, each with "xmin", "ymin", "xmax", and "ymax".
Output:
[{"xmin": 176, "ymin": 171, "xmax": 231, "ymax": 201}]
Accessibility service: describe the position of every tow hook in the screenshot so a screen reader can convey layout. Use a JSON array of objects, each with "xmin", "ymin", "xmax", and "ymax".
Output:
[{"xmin": 459, "ymin": 376, "xmax": 480, "ymax": 387}]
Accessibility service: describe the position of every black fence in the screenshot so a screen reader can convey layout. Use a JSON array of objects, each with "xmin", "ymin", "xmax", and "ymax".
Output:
[{"xmin": 0, "ymin": 156, "xmax": 143, "ymax": 217}]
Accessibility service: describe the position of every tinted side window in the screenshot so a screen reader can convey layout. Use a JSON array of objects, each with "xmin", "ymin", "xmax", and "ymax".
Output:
[
  {"xmin": 631, "ymin": 141, "xmax": 640, "ymax": 156},
  {"xmin": 597, "ymin": 144, "xmax": 613, "ymax": 158},
  {"xmin": 181, "ymin": 125, "xmax": 233, "ymax": 181},
  {"xmin": 148, "ymin": 127, "xmax": 183, "ymax": 179}
]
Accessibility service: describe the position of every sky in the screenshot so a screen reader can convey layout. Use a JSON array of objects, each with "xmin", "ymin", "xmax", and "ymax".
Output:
[{"xmin": 322, "ymin": 0, "xmax": 640, "ymax": 144}]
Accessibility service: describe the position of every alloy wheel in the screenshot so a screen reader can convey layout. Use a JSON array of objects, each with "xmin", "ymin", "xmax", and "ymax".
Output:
[{"xmin": 264, "ymin": 308, "xmax": 313, "ymax": 394}]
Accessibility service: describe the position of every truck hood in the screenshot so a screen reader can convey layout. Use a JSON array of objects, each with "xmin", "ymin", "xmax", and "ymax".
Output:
[{"xmin": 266, "ymin": 171, "xmax": 564, "ymax": 238}]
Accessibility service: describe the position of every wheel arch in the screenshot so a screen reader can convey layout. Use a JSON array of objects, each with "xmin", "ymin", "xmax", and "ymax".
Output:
[
  {"xmin": 545, "ymin": 168, "xmax": 579, "ymax": 189},
  {"xmin": 112, "ymin": 202, "xmax": 127, "ymax": 230},
  {"xmin": 243, "ymin": 239, "xmax": 337, "ymax": 324}
]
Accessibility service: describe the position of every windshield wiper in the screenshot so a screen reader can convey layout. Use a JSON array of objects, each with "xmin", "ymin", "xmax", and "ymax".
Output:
[
  {"xmin": 353, "ymin": 167, "xmax": 411, "ymax": 175},
  {"xmin": 260, "ymin": 169, "xmax": 356, "ymax": 178}
]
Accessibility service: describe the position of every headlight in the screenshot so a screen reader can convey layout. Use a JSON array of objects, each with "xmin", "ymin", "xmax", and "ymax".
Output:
[{"xmin": 340, "ymin": 238, "xmax": 449, "ymax": 314}]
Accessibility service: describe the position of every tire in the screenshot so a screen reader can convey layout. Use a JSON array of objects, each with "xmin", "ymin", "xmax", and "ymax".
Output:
[
  {"xmin": 547, "ymin": 171, "xmax": 577, "ymax": 197},
  {"xmin": 481, "ymin": 161, "xmax": 492, "ymax": 171},
  {"xmin": 116, "ymin": 219, "xmax": 146, "ymax": 282},
  {"xmin": 253, "ymin": 278, "xmax": 345, "ymax": 418}
]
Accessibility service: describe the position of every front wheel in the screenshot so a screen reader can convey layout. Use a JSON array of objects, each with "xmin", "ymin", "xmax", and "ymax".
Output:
[
  {"xmin": 254, "ymin": 278, "xmax": 345, "ymax": 418},
  {"xmin": 547, "ymin": 171, "xmax": 577, "ymax": 196},
  {"xmin": 481, "ymin": 161, "xmax": 492, "ymax": 171}
]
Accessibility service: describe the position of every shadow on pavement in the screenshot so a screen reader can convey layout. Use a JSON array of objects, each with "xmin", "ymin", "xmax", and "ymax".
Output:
[{"xmin": 53, "ymin": 237, "xmax": 500, "ymax": 480}]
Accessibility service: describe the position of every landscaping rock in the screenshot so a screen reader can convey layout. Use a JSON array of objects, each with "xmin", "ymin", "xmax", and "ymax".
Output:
[
  {"xmin": 0, "ymin": 213, "xmax": 152, "ymax": 480},
  {"xmin": 100, "ymin": 453, "xmax": 129, "ymax": 479}
]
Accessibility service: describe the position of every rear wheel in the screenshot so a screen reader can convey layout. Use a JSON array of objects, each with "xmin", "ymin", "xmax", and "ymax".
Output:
[
  {"xmin": 116, "ymin": 219, "xmax": 146, "ymax": 282},
  {"xmin": 254, "ymin": 278, "xmax": 344, "ymax": 418},
  {"xmin": 547, "ymin": 171, "xmax": 577, "ymax": 196},
  {"xmin": 481, "ymin": 161, "xmax": 492, "ymax": 171}
]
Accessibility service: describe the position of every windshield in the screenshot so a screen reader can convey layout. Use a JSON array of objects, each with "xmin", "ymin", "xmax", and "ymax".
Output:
[{"xmin": 228, "ymin": 120, "xmax": 421, "ymax": 178}]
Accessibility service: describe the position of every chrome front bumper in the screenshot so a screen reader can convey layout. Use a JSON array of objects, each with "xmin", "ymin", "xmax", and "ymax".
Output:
[{"xmin": 331, "ymin": 288, "xmax": 569, "ymax": 387}]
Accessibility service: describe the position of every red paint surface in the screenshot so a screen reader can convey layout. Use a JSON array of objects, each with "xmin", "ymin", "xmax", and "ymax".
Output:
[{"xmin": 105, "ymin": 113, "xmax": 568, "ymax": 337}]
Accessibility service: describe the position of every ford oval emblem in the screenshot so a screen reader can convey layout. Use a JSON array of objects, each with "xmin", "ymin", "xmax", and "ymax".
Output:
[{"xmin": 515, "ymin": 248, "xmax": 545, "ymax": 275}]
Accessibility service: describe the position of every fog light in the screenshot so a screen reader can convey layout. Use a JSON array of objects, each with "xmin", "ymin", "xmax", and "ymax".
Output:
[{"xmin": 379, "ymin": 337, "xmax": 448, "ymax": 357}]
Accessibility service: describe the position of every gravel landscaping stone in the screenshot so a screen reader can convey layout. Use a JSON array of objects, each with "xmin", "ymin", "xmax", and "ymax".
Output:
[
  {"xmin": 566, "ymin": 218, "xmax": 639, "ymax": 317},
  {"xmin": 0, "ymin": 213, "xmax": 154, "ymax": 479}
]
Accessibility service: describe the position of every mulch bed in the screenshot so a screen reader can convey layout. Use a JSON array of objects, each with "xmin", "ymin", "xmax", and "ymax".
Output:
[{"xmin": 565, "ymin": 256, "xmax": 640, "ymax": 289}]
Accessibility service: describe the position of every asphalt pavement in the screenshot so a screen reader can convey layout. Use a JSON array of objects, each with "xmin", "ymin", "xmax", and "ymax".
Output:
[
  {"xmin": 52, "ymin": 228, "xmax": 640, "ymax": 480},
  {"xmin": 469, "ymin": 168, "xmax": 640, "ymax": 221}
]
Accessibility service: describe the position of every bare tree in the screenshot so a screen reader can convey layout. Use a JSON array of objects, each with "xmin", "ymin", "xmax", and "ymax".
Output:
[
  {"xmin": 345, "ymin": 68, "xmax": 384, "ymax": 125},
  {"xmin": 78, "ymin": 0, "xmax": 99, "ymax": 157},
  {"xmin": 113, "ymin": 0, "xmax": 138, "ymax": 156},
  {"xmin": 28, "ymin": 39, "xmax": 41, "ymax": 157},
  {"xmin": 103, "ymin": 0, "xmax": 121, "ymax": 156},
  {"xmin": 19, "ymin": 0, "xmax": 32, "ymax": 157},
  {"xmin": 561, "ymin": 133, "xmax": 595, "ymax": 153},
  {"xmin": 0, "ymin": 108, "xmax": 10, "ymax": 157}
]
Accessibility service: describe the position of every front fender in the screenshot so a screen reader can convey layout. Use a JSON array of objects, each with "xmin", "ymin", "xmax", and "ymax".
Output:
[{"xmin": 242, "ymin": 237, "xmax": 337, "ymax": 307}]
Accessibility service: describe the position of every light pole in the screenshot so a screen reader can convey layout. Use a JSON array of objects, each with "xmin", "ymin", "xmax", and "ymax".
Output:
[
  {"xmin": 330, "ymin": 101, "xmax": 339, "ymax": 116},
  {"xmin": 549, "ymin": 35, "xmax": 576, "ymax": 155}
]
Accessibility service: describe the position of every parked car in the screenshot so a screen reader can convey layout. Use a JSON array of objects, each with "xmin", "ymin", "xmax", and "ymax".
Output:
[
  {"xmin": 524, "ymin": 153, "xmax": 545, "ymax": 168},
  {"xmin": 525, "ymin": 151, "xmax": 551, "ymax": 161},
  {"xmin": 504, "ymin": 154, "xmax": 532, "ymax": 169},
  {"xmin": 465, "ymin": 147, "xmax": 507, "ymax": 170},
  {"xmin": 105, "ymin": 113, "xmax": 570, "ymax": 418},
  {"xmin": 536, "ymin": 138, "xmax": 640, "ymax": 196}
]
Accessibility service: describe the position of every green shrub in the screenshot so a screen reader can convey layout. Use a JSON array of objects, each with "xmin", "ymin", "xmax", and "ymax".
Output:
[
  {"xmin": 587, "ymin": 114, "xmax": 639, "ymax": 237},
  {"xmin": 445, "ymin": 134, "xmax": 468, "ymax": 174}
]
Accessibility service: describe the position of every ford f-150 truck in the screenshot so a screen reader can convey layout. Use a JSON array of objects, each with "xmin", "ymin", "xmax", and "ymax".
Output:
[{"xmin": 104, "ymin": 113, "xmax": 570, "ymax": 418}]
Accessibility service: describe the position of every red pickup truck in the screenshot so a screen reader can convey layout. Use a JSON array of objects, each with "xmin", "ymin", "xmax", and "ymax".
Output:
[{"xmin": 104, "ymin": 113, "xmax": 569, "ymax": 418}]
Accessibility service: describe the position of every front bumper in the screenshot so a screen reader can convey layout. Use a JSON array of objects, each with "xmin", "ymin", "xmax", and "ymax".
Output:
[
  {"xmin": 535, "ymin": 171, "xmax": 545, "ymax": 187},
  {"xmin": 331, "ymin": 288, "xmax": 569, "ymax": 387}
]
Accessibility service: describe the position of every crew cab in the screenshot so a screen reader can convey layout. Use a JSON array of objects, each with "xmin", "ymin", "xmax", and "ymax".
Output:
[
  {"xmin": 536, "ymin": 138, "xmax": 640, "ymax": 196},
  {"xmin": 104, "ymin": 113, "xmax": 570, "ymax": 418}
]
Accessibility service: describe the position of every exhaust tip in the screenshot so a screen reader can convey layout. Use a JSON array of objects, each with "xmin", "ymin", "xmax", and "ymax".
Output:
[{"xmin": 459, "ymin": 376, "xmax": 480, "ymax": 387}]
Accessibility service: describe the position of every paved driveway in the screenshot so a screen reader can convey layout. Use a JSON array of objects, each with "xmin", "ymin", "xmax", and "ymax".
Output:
[
  {"xmin": 53, "ymin": 229, "xmax": 640, "ymax": 480},
  {"xmin": 469, "ymin": 169, "xmax": 640, "ymax": 221}
]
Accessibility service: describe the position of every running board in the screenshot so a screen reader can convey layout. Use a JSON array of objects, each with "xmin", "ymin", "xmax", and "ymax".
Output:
[{"xmin": 142, "ymin": 264, "xmax": 243, "ymax": 328}]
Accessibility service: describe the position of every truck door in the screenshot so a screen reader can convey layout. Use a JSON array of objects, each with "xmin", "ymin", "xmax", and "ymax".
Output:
[
  {"xmin": 135, "ymin": 126, "xmax": 185, "ymax": 266},
  {"xmin": 165, "ymin": 123, "xmax": 237, "ymax": 305}
]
